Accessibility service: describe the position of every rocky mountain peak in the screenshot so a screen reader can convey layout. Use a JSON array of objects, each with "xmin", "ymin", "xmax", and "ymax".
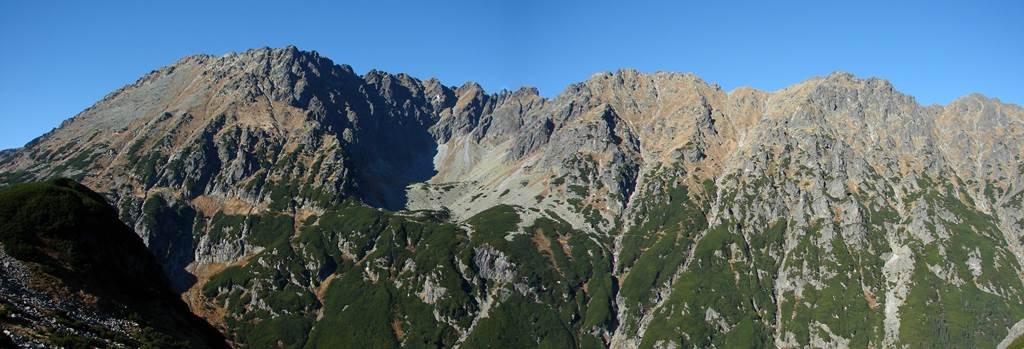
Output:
[{"xmin": 3, "ymin": 46, "xmax": 1024, "ymax": 348}]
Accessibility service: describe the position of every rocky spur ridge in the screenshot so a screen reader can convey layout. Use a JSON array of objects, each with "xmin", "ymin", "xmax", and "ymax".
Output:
[{"xmin": 1, "ymin": 46, "xmax": 1024, "ymax": 348}]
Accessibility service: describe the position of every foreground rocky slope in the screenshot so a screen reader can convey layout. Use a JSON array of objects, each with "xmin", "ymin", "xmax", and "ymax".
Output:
[
  {"xmin": 2, "ymin": 46, "xmax": 1024, "ymax": 348},
  {"xmin": 0, "ymin": 179, "xmax": 226, "ymax": 348}
]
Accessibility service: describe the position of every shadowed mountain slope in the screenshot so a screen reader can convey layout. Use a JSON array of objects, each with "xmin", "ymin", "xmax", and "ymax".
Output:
[{"xmin": 0, "ymin": 178, "xmax": 228, "ymax": 348}]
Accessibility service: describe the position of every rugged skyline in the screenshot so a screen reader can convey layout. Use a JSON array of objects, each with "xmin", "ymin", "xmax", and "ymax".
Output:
[
  {"xmin": 3, "ymin": 0, "xmax": 1023, "ymax": 150},
  {"xmin": 2, "ymin": 46, "xmax": 1024, "ymax": 348}
]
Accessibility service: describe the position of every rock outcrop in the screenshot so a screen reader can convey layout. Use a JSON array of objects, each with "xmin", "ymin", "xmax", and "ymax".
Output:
[{"xmin": 2, "ymin": 46, "xmax": 1024, "ymax": 348}]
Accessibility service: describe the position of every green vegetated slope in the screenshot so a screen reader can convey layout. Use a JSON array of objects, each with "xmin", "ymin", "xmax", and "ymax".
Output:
[
  {"xmin": 189, "ymin": 165, "xmax": 1024, "ymax": 348},
  {"xmin": 196, "ymin": 202, "xmax": 616, "ymax": 348},
  {"xmin": 630, "ymin": 169, "xmax": 1024, "ymax": 348},
  {"xmin": 6, "ymin": 170, "xmax": 1023, "ymax": 348},
  {"xmin": 0, "ymin": 179, "xmax": 227, "ymax": 348}
]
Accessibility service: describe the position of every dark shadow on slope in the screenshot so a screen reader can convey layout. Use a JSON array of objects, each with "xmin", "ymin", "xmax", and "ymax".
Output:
[
  {"xmin": 141, "ymin": 195, "xmax": 199, "ymax": 292},
  {"xmin": 343, "ymin": 71, "xmax": 444, "ymax": 211},
  {"xmin": 273, "ymin": 55, "xmax": 447, "ymax": 211},
  {"xmin": 350, "ymin": 128, "xmax": 439, "ymax": 211},
  {"xmin": 0, "ymin": 178, "xmax": 227, "ymax": 348}
]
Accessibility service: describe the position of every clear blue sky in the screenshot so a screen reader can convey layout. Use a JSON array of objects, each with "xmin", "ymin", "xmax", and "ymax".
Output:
[{"xmin": 1, "ymin": 0, "xmax": 1021, "ymax": 149}]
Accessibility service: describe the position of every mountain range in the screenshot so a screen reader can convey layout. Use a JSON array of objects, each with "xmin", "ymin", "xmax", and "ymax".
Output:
[{"xmin": 2, "ymin": 45, "xmax": 1024, "ymax": 348}]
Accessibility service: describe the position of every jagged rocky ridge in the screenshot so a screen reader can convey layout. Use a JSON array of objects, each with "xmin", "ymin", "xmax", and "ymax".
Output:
[{"xmin": 2, "ymin": 46, "xmax": 1024, "ymax": 348}]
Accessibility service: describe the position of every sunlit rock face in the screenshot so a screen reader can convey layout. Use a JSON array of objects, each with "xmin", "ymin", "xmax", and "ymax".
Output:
[{"xmin": 3, "ymin": 46, "xmax": 1024, "ymax": 348}]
